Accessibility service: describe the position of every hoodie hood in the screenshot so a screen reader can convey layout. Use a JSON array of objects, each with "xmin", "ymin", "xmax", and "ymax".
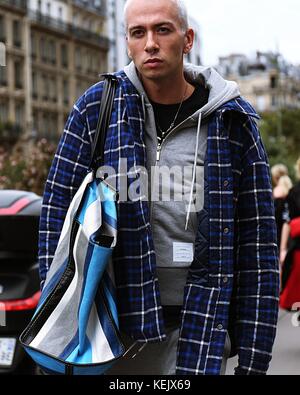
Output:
[
  {"xmin": 124, "ymin": 62, "xmax": 241, "ymax": 233},
  {"xmin": 124, "ymin": 61, "xmax": 241, "ymax": 118}
]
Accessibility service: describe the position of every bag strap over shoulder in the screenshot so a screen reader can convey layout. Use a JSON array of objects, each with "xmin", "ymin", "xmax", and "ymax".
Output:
[{"xmin": 89, "ymin": 75, "xmax": 118, "ymax": 171}]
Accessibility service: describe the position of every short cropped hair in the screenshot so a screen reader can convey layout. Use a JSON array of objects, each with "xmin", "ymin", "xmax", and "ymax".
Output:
[{"xmin": 123, "ymin": 0, "xmax": 189, "ymax": 32}]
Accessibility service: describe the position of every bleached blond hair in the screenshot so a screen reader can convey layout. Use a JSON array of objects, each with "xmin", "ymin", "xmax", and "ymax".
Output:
[{"xmin": 123, "ymin": 0, "xmax": 189, "ymax": 33}]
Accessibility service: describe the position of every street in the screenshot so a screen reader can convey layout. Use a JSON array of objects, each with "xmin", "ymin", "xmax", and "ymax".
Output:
[{"xmin": 226, "ymin": 309, "xmax": 300, "ymax": 375}]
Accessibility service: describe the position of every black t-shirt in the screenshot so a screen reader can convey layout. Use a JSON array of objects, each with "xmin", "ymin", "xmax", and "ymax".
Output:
[
  {"xmin": 150, "ymin": 83, "xmax": 209, "ymax": 142},
  {"xmin": 287, "ymin": 182, "xmax": 300, "ymax": 220},
  {"xmin": 274, "ymin": 197, "xmax": 287, "ymax": 246}
]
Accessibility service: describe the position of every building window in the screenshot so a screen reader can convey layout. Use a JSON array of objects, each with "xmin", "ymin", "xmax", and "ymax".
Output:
[
  {"xmin": 32, "ymin": 71, "xmax": 38, "ymax": 99},
  {"xmin": 63, "ymin": 79, "xmax": 69, "ymax": 106},
  {"xmin": 13, "ymin": 20, "xmax": 22, "ymax": 48},
  {"xmin": 46, "ymin": 2, "xmax": 51, "ymax": 15},
  {"xmin": 270, "ymin": 76, "xmax": 278, "ymax": 89},
  {"xmin": 49, "ymin": 113, "xmax": 58, "ymax": 139},
  {"xmin": 0, "ymin": 65, "xmax": 7, "ymax": 86},
  {"xmin": 14, "ymin": 60, "xmax": 23, "ymax": 89},
  {"xmin": 92, "ymin": 51, "xmax": 98, "ymax": 73},
  {"xmin": 42, "ymin": 74, "xmax": 49, "ymax": 100},
  {"xmin": 40, "ymin": 37, "xmax": 46, "ymax": 62},
  {"xmin": 32, "ymin": 110, "xmax": 39, "ymax": 137},
  {"xmin": 95, "ymin": 21, "xmax": 103, "ymax": 34},
  {"xmin": 41, "ymin": 112, "xmax": 57, "ymax": 140},
  {"xmin": 61, "ymin": 43, "xmax": 68, "ymax": 68},
  {"xmin": 48, "ymin": 40, "xmax": 56, "ymax": 65},
  {"xmin": 49, "ymin": 75, "xmax": 57, "ymax": 103},
  {"xmin": 0, "ymin": 102, "xmax": 8, "ymax": 123},
  {"xmin": 87, "ymin": 19, "xmax": 93, "ymax": 31},
  {"xmin": 75, "ymin": 47, "xmax": 82, "ymax": 71},
  {"xmin": 0, "ymin": 15, "xmax": 6, "ymax": 43},
  {"xmin": 31, "ymin": 33, "xmax": 37, "ymax": 59},
  {"xmin": 15, "ymin": 102, "xmax": 24, "ymax": 126},
  {"xmin": 73, "ymin": 12, "xmax": 78, "ymax": 26},
  {"xmin": 82, "ymin": 49, "xmax": 88, "ymax": 72},
  {"xmin": 87, "ymin": 51, "xmax": 93, "ymax": 73},
  {"xmin": 76, "ymin": 81, "xmax": 85, "ymax": 99},
  {"xmin": 38, "ymin": 0, "xmax": 42, "ymax": 13},
  {"xmin": 58, "ymin": 7, "xmax": 63, "ymax": 19},
  {"xmin": 42, "ymin": 112, "xmax": 48, "ymax": 137},
  {"xmin": 83, "ymin": 18, "xmax": 89, "ymax": 31}
]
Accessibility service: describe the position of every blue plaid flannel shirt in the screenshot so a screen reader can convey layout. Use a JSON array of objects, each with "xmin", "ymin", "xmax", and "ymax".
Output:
[{"xmin": 39, "ymin": 71, "xmax": 280, "ymax": 375}]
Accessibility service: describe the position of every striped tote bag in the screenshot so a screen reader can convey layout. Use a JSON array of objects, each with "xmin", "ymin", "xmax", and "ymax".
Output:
[{"xmin": 20, "ymin": 76, "xmax": 125, "ymax": 375}]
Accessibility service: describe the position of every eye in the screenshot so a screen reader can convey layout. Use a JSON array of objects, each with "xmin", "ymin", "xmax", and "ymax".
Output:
[
  {"xmin": 157, "ymin": 27, "xmax": 171, "ymax": 34},
  {"xmin": 131, "ymin": 29, "xmax": 144, "ymax": 38}
]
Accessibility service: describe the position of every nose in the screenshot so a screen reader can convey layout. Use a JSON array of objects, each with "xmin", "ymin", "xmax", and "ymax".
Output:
[{"xmin": 144, "ymin": 32, "xmax": 159, "ymax": 53}]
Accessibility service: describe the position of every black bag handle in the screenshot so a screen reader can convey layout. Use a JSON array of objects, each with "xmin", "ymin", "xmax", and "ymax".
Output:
[{"xmin": 89, "ymin": 75, "xmax": 117, "ymax": 171}]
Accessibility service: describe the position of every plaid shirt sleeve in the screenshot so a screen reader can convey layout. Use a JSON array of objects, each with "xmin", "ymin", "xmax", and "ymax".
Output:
[
  {"xmin": 38, "ymin": 93, "xmax": 94, "ymax": 288},
  {"xmin": 232, "ymin": 116, "xmax": 280, "ymax": 375}
]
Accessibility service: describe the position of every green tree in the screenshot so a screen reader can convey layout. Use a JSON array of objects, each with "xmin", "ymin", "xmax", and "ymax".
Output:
[
  {"xmin": 0, "ymin": 121, "xmax": 56, "ymax": 195},
  {"xmin": 260, "ymin": 108, "xmax": 300, "ymax": 180}
]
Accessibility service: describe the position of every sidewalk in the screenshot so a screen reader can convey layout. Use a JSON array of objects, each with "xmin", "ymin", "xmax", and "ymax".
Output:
[{"xmin": 226, "ymin": 309, "xmax": 300, "ymax": 375}]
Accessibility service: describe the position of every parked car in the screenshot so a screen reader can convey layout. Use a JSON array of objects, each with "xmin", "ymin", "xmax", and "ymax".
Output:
[{"xmin": 0, "ymin": 190, "xmax": 41, "ymax": 374}]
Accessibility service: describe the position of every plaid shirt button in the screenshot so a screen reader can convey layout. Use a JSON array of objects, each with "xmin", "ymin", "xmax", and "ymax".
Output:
[
  {"xmin": 223, "ymin": 228, "xmax": 230, "ymax": 234},
  {"xmin": 223, "ymin": 180, "xmax": 229, "ymax": 188},
  {"xmin": 217, "ymin": 324, "xmax": 224, "ymax": 331},
  {"xmin": 223, "ymin": 276, "xmax": 229, "ymax": 284}
]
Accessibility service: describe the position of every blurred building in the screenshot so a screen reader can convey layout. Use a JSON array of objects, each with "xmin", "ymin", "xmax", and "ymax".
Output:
[
  {"xmin": 186, "ymin": 15, "xmax": 202, "ymax": 66},
  {"xmin": 217, "ymin": 52, "xmax": 300, "ymax": 112},
  {"xmin": 0, "ymin": 0, "xmax": 109, "ymax": 141},
  {"xmin": 107, "ymin": 0, "xmax": 129, "ymax": 72},
  {"xmin": 0, "ymin": 0, "xmax": 205, "ymax": 141}
]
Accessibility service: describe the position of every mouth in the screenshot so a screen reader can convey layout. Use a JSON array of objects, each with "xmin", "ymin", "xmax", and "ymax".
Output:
[{"xmin": 144, "ymin": 58, "xmax": 163, "ymax": 65}]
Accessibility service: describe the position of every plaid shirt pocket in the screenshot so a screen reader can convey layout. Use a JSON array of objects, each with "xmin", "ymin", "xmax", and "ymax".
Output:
[{"xmin": 176, "ymin": 284, "xmax": 221, "ymax": 375}]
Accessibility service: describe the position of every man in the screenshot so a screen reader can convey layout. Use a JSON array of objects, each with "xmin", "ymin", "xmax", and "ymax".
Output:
[{"xmin": 39, "ymin": 0, "xmax": 280, "ymax": 375}]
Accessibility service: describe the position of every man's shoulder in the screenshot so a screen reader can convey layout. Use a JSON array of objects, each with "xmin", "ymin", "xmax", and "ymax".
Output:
[
  {"xmin": 219, "ymin": 97, "xmax": 261, "ymax": 142},
  {"xmin": 76, "ymin": 70, "xmax": 131, "ymax": 110},
  {"xmin": 219, "ymin": 96, "xmax": 260, "ymax": 120},
  {"xmin": 81, "ymin": 80, "xmax": 105, "ymax": 106},
  {"xmin": 216, "ymin": 97, "xmax": 265, "ymax": 161}
]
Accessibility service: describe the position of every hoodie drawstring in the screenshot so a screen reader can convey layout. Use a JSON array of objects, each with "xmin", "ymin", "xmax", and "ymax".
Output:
[
  {"xmin": 185, "ymin": 112, "xmax": 202, "ymax": 231},
  {"xmin": 123, "ymin": 340, "xmax": 148, "ymax": 359},
  {"xmin": 141, "ymin": 94, "xmax": 146, "ymax": 121}
]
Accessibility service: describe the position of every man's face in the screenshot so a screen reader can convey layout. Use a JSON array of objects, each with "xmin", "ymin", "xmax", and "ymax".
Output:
[{"xmin": 125, "ymin": 0, "xmax": 194, "ymax": 83}]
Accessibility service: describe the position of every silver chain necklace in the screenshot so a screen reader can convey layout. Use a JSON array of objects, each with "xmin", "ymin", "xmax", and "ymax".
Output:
[{"xmin": 156, "ymin": 83, "xmax": 188, "ymax": 138}]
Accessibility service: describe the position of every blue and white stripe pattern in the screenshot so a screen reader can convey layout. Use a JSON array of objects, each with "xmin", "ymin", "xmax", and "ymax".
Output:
[{"xmin": 21, "ymin": 172, "xmax": 124, "ymax": 375}]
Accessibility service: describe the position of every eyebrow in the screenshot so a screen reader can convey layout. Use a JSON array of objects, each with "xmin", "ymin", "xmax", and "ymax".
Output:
[{"xmin": 128, "ymin": 21, "xmax": 175, "ymax": 32}]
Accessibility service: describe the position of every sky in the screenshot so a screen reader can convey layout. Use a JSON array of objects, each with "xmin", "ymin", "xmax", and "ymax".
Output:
[{"xmin": 184, "ymin": 0, "xmax": 300, "ymax": 67}]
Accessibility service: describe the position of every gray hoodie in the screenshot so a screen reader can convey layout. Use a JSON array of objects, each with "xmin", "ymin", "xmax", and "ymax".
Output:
[{"xmin": 124, "ymin": 62, "xmax": 240, "ymax": 306}]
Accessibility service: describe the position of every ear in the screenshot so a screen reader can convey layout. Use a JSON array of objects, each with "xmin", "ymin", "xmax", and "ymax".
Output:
[
  {"xmin": 183, "ymin": 28, "xmax": 195, "ymax": 54},
  {"xmin": 125, "ymin": 34, "xmax": 132, "ymax": 59}
]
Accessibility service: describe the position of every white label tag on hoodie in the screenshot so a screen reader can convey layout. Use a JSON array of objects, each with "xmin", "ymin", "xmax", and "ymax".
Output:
[{"xmin": 173, "ymin": 242, "xmax": 194, "ymax": 263}]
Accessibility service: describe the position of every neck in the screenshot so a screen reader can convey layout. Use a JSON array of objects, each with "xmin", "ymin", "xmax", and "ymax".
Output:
[{"xmin": 141, "ymin": 72, "xmax": 194, "ymax": 104}]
